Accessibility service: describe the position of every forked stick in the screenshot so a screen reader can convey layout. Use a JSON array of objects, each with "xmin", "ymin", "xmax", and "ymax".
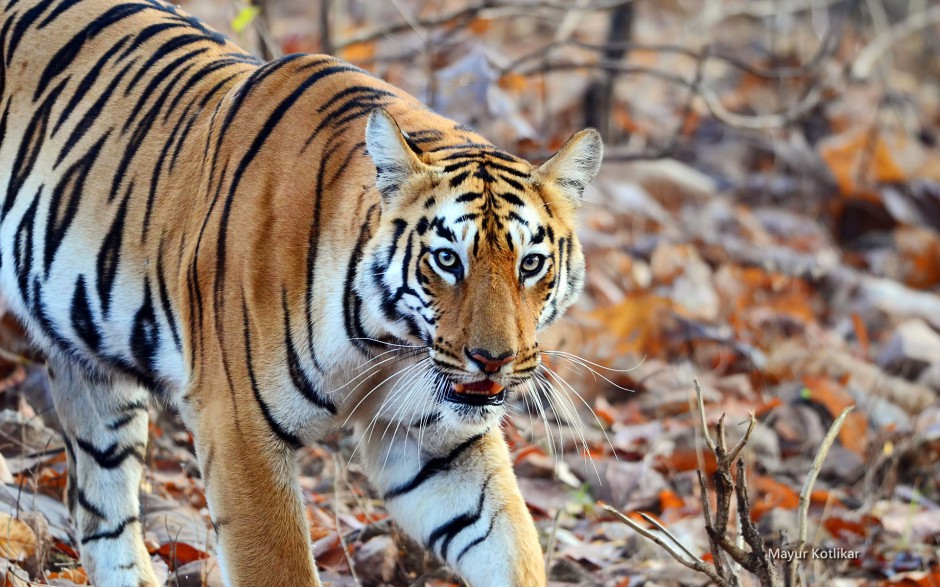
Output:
[{"xmin": 608, "ymin": 380, "xmax": 852, "ymax": 586}]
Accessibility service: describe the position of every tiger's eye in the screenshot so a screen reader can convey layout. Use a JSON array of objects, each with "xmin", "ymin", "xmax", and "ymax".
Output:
[
  {"xmin": 521, "ymin": 254, "xmax": 545, "ymax": 274},
  {"xmin": 435, "ymin": 249, "xmax": 458, "ymax": 268}
]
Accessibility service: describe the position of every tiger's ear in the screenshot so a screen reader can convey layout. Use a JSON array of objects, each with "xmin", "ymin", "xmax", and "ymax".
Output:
[
  {"xmin": 365, "ymin": 109, "xmax": 427, "ymax": 201},
  {"xmin": 536, "ymin": 128, "xmax": 603, "ymax": 204}
]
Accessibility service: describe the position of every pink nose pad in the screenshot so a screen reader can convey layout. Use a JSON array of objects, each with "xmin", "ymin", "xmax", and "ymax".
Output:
[{"xmin": 468, "ymin": 349, "xmax": 517, "ymax": 374}]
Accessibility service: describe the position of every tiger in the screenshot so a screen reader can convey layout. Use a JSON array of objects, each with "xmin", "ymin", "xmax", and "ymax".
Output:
[{"xmin": 0, "ymin": 0, "xmax": 602, "ymax": 585}]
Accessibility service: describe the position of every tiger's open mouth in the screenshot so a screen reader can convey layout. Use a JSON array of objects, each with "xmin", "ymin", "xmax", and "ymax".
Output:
[{"xmin": 444, "ymin": 379, "xmax": 507, "ymax": 406}]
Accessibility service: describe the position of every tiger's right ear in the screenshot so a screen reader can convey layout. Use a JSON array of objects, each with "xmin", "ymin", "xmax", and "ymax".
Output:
[
  {"xmin": 536, "ymin": 128, "xmax": 603, "ymax": 205},
  {"xmin": 365, "ymin": 109, "xmax": 427, "ymax": 201}
]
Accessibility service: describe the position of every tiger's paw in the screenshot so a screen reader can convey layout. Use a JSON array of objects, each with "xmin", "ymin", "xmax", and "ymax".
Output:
[{"xmin": 84, "ymin": 556, "xmax": 160, "ymax": 587}]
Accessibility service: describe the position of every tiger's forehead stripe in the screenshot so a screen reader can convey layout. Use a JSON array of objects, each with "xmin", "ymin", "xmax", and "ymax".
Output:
[{"xmin": 422, "ymin": 150, "xmax": 548, "ymax": 254}]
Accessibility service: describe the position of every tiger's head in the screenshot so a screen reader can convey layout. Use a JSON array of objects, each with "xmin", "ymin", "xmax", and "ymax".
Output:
[{"xmin": 355, "ymin": 109, "xmax": 601, "ymax": 428}]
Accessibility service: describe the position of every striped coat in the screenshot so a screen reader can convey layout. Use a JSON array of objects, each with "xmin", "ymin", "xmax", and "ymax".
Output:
[{"xmin": 0, "ymin": 0, "xmax": 602, "ymax": 585}]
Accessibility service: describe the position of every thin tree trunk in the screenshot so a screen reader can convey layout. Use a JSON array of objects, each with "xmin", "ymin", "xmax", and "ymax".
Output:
[{"xmin": 584, "ymin": 4, "xmax": 634, "ymax": 141}]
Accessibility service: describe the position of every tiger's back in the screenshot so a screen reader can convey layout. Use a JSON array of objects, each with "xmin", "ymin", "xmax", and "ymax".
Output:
[
  {"xmin": 0, "ymin": 0, "xmax": 252, "ymax": 389},
  {"xmin": 0, "ymin": 0, "xmax": 498, "ymax": 389},
  {"xmin": 0, "ymin": 1, "xmax": 602, "ymax": 585}
]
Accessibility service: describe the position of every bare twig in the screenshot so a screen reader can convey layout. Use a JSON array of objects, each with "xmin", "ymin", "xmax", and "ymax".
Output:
[
  {"xmin": 698, "ymin": 470, "xmax": 731, "ymax": 581},
  {"xmin": 0, "ymin": 348, "xmax": 40, "ymax": 366},
  {"xmin": 504, "ymin": 0, "xmax": 634, "ymax": 8},
  {"xmin": 726, "ymin": 412, "xmax": 757, "ymax": 465},
  {"xmin": 543, "ymin": 508, "xmax": 563, "ymax": 572},
  {"xmin": 611, "ymin": 380, "xmax": 780, "ymax": 585},
  {"xmin": 639, "ymin": 512, "xmax": 702, "ymax": 563},
  {"xmin": 499, "ymin": 36, "xmax": 836, "ymax": 80},
  {"xmin": 700, "ymin": 80, "xmax": 824, "ymax": 130},
  {"xmin": 716, "ymin": 0, "xmax": 845, "ymax": 21},
  {"xmin": 513, "ymin": 60, "xmax": 827, "ymax": 131},
  {"xmin": 851, "ymin": 4, "xmax": 940, "ymax": 80},
  {"xmin": 787, "ymin": 406, "xmax": 854, "ymax": 584},
  {"xmin": 734, "ymin": 460, "xmax": 776, "ymax": 587},
  {"xmin": 660, "ymin": 44, "xmax": 709, "ymax": 155},
  {"xmin": 334, "ymin": 1, "xmax": 493, "ymax": 49},
  {"xmin": 333, "ymin": 454, "xmax": 363, "ymax": 587},
  {"xmin": 389, "ymin": 0, "xmax": 429, "ymax": 43},
  {"xmin": 695, "ymin": 379, "xmax": 716, "ymax": 453},
  {"xmin": 333, "ymin": 0, "xmax": 635, "ymax": 50},
  {"xmin": 602, "ymin": 504, "xmax": 730, "ymax": 586},
  {"xmin": 698, "ymin": 383, "xmax": 775, "ymax": 585}
]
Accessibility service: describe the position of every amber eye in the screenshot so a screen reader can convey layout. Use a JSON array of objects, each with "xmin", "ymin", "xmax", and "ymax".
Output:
[
  {"xmin": 434, "ymin": 249, "xmax": 461, "ymax": 273},
  {"xmin": 521, "ymin": 253, "xmax": 546, "ymax": 276}
]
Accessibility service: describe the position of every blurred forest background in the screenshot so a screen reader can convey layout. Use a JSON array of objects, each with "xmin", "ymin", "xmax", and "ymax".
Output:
[{"xmin": 2, "ymin": 0, "xmax": 940, "ymax": 585}]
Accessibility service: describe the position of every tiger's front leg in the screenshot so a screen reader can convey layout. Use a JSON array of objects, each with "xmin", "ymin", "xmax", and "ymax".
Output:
[
  {"xmin": 183, "ymin": 383, "xmax": 322, "ymax": 587},
  {"xmin": 361, "ymin": 426, "xmax": 546, "ymax": 587}
]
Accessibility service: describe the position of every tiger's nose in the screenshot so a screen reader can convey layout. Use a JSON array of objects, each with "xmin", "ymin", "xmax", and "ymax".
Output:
[{"xmin": 467, "ymin": 348, "xmax": 517, "ymax": 374}]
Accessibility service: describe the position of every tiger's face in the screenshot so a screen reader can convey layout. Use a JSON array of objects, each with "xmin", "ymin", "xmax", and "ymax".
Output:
[{"xmin": 356, "ymin": 110, "xmax": 601, "ymax": 428}]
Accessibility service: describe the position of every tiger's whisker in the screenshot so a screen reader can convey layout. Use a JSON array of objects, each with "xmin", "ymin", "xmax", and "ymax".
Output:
[
  {"xmin": 534, "ymin": 372, "xmax": 601, "ymax": 483},
  {"xmin": 342, "ymin": 357, "xmax": 427, "ymax": 428},
  {"xmin": 381, "ymin": 368, "xmax": 430, "ymax": 475},
  {"xmin": 350, "ymin": 346, "xmax": 408, "ymax": 370},
  {"xmin": 525, "ymin": 379, "xmax": 559, "ymax": 459},
  {"xmin": 415, "ymin": 371, "xmax": 443, "ymax": 455},
  {"xmin": 345, "ymin": 359, "xmax": 430, "ymax": 471},
  {"xmin": 518, "ymin": 383, "xmax": 538, "ymax": 453},
  {"xmin": 533, "ymin": 373, "xmax": 584, "ymax": 454},
  {"xmin": 542, "ymin": 352, "xmax": 637, "ymax": 392},
  {"xmin": 363, "ymin": 359, "xmax": 429, "ymax": 443},
  {"xmin": 539, "ymin": 364, "xmax": 617, "ymax": 458},
  {"xmin": 328, "ymin": 348, "xmax": 427, "ymax": 396},
  {"xmin": 378, "ymin": 361, "xmax": 429, "ymax": 444},
  {"xmin": 542, "ymin": 349, "xmax": 646, "ymax": 373}
]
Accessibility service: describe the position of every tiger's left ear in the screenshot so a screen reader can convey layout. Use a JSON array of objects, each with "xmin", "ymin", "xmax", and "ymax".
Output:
[
  {"xmin": 365, "ymin": 109, "xmax": 428, "ymax": 201},
  {"xmin": 536, "ymin": 128, "xmax": 603, "ymax": 205}
]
